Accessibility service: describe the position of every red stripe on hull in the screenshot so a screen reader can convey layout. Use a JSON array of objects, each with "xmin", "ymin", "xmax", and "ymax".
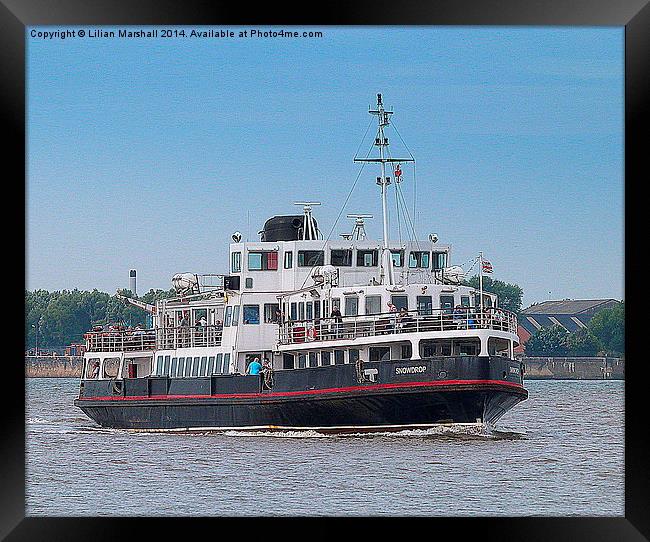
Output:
[{"xmin": 77, "ymin": 378, "xmax": 526, "ymax": 402}]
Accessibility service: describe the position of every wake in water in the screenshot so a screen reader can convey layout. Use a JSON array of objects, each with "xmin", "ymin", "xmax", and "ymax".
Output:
[{"xmin": 27, "ymin": 415, "xmax": 526, "ymax": 440}]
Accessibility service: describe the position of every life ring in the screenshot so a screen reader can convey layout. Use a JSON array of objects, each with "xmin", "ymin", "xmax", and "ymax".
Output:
[{"xmin": 306, "ymin": 326, "xmax": 317, "ymax": 341}]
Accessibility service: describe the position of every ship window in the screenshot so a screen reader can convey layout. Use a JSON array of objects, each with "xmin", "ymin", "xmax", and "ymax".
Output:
[
  {"xmin": 247, "ymin": 251, "xmax": 279, "ymax": 271},
  {"xmin": 223, "ymin": 354, "xmax": 231, "ymax": 374},
  {"xmin": 298, "ymin": 302, "xmax": 305, "ymax": 321},
  {"xmin": 177, "ymin": 357, "xmax": 185, "ymax": 377},
  {"xmin": 207, "ymin": 356, "xmax": 215, "ymax": 375},
  {"xmin": 314, "ymin": 301, "xmax": 321, "ymax": 319},
  {"xmin": 417, "ymin": 296, "xmax": 433, "ymax": 315},
  {"xmin": 344, "ymin": 296, "xmax": 359, "ymax": 316},
  {"xmin": 401, "ymin": 344, "xmax": 412, "ymax": 359},
  {"xmin": 184, "ymin": 356, "xmax": 193, "ymax": 377},
  {"xmin": 245, "ymin": 277, "xmax": 253, "ymax": 288},
  {"xmin": 171, "ymin": 357, "xmax": 178, "ymax": 376},
  {"xmin": 290, "ymin": 303, "xmax": 297, "ymax": 321},
  {"xmin": 309, "ymin": 352, "xmax": 318, "ymax": 368},
  {"xmin": 264, "ymin": 303, "xmax": 281, "ymax": 323},
  {"xmin": 298, "ymin": 353, "xmax": 307, "ymax": 368},
  {"xmin": 163, "ymin": 355, "xmax": 171, "ymax": 376},
  {"xmin": 306, "ymin": 302, "xmax": 313, "ymax": 320},
  {"xmin": 331, "ymin": 298, "xmax": 341, "ymax": 312},
  {"xmin": 357, "ymin": 249, "xmax": 378, "ymax": 267},
  {"xmin": 334, "ymin": 350, "xmax": 345, "ymax": 365},
  {"xmin": 248, "ymin": 252, "xmax": 262, "ymax": 270},
  {"xmin": 409, "ymin": 251, "xmax": 430, "ymax": 268},
  {"xmin": 200, "ymin": 356, "xmax": 208, "ymax": 375},
  {"xmin": 349, "ymin": 349, "xmax": 360, "ymax": 364},
  {"xmin": 232, "ymin": 306, "xmax": 240, "ymax": 326},
  {"xmin": 231, "ymin": 252, "xmax": 241, "ymax": 273},
  {"xmin": 323, "ymin": 300, "xmax": 329, "ymax": 318},
  {"xmin": 192, "ymin": 357, "xmax": 200, "ymax": 377},
  {"xmin": 461, "ymin": 296, "xmax": 470, "ymax": 308},
  {"xmin": 243, "ymin": 305, "xmax": 260, "ymax": 324},
  {"xmin": 284, "ymin": 251, "xmax": 293, "ymax": 269},
  {"xmin": 391, "ymin": 295, "xmax": 408, "ymax": 311},
  {"xmin": 390, "ymin": 250, "xmax": 404, "ymax": 267},
  {"xmin": 365, "ymin": 295, "xmax": 382, "ymax": 315},
  {"xmin": 432, "ymin": 252, "xmax": 447, "ymax": 270},
  {"xmin": 440, "ymin": 295, "xmax": 454, "ymax": 311},
  {"xmin": 224, "ymin": 306, "xmax": 233, "ymax": 327},
  {"xmin": 215, "ymin": 354, "xmax": 223, "ymax": 373},
  {"xmin": 298, "ymin": 250, "xmax": 324, "ymax": 267},
  {"xmin": 369, "ymin": 347, "xmax": 390, "ymax": 361},
  {"xmin": 155, "ymin": 356, "xmax": 163, "ymax": 376},
  {"xmin": 330, "ymin": 249, "xmax": 353, "ymax": 266},
  {"xmin": 283, "ymin": 353, "xmax": 294, "ymax": 369},
  {"xmin": 321, "ymin": 351, "xmax": 331, "ymax": 366}
]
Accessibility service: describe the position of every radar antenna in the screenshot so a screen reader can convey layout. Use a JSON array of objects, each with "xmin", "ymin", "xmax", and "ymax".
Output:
[
  {"xmin": 345, "ymin": 213, "xmax": 373, "ymax": 241},
  {"xmin": 293, "ymin": 202, "xmax": 321, "ymax": 240}
]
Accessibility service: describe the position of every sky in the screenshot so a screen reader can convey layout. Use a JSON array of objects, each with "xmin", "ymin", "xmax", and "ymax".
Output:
[{"xmin": 26, "ymin": 26, "xmax": 624, "ymax": 307}]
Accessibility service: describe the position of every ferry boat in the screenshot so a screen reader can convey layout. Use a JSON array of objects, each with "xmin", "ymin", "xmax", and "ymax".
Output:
[{"xmin": 74, "ymin": 94, "xmax": 527, "ymax": 432}]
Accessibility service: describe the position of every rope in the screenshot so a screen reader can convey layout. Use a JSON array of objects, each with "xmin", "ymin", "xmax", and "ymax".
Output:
[{"xmin": 298, "ymin": 137, "xmax": 375, "ymax": 290}]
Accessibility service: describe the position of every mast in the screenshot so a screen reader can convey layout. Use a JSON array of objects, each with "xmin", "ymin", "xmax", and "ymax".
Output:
[
  {"xmin": 354, "ymin": 93, "xmax": 414, "ymax": 285},
  {"xmin": 479, "ymin": 251, "xmax": 484, "ymax": 315}
]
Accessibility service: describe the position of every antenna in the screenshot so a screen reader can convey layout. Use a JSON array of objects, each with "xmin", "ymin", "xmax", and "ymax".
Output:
[
  {"xmin": 293, "ymin": 202, "xmax": 321, "ymax": 240},
  {"xmin": 346, "ymin": 213, "xmax": 373, "ymax": 240},
  {"xmin": 353, "ymin": 94, "xmax": 414, "ymax": 285}
]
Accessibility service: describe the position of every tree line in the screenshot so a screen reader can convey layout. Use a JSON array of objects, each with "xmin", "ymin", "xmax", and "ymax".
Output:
[
  {"xmin": 25, "ymin": 288, "xmax": 175, "ymax": 348},
  {"xmin": 524, "ymin": 302, "xmax": 624, "ymax": 357}
]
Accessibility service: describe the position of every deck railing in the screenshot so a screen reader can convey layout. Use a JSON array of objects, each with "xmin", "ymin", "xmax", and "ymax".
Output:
[
  {"xmin": 155, "ymin": 325, "xmax": 223, "ymax": 350},
  {"xmin": 85, "ymin": 325, "xmax": 223, "ymax": 352},
  {"xmin": 278, "ymin": 308, "xmax": 517, "ymax": 346},
  {"xmin": 85, "ymin": 330, "xmax": 157, "ymax": 352}
]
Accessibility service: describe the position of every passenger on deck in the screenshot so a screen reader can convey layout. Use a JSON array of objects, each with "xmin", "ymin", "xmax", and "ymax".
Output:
[
  {"xmin": 247, "ymin": 357, "xmax": 262, "ymax": 375},
  {"xmin": 396, "ymin": 307, "xmax": 408, "ymax": 332},
  {"xmin": 331, "ymin": 307, "xmax": 343, "ymax": 339},
  {"xmin": 262, "ymin": 357, "xmax": 272, "ymax": 372},
  {"xmin": 453, "ymin": 305, "xmax": 466, "ymax": 329},
  {"xmin": 91, "ymin": 361, "xmax": 100, "ymax": 379}
]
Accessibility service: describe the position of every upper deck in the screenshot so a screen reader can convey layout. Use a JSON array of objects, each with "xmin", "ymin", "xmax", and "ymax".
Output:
[
  {"xmin": 278, "ymin": 307, "xmax": 517, "ymax": 346},
  {"xmin": 84, "ymin": 324, "xmax": 223, "ymax": 353}
]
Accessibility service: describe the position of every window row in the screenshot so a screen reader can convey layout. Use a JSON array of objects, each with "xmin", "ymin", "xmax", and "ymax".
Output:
[
  {"xmin": 154, "ymin": 354, "xmax": 231, "ymax": 378},
  {"xmin": 282, "ymin": 293, "xmax": 478, "ymax": 320},
  {"xmin": 282, "ymin": 345, "xmax": 413, "ymax": 368},
  {"xmin": 231, "ymin": 249, "xmax": 448, "ymax": 272},
  {"xmin": 282, "ymin": 348, "xmax": 359, "ymax": 369},
  {"xmin": 223, "ymin": 293, "xmax": 492, "ymax": 326},
  {"xmin": 223, "ymin": 303, "xmax": 281, "ymax": 326}
]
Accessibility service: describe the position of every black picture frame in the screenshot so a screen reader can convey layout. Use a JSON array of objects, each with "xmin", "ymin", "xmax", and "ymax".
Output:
[{"xmin": 3, "ymin": 1, "xmax": 647, "ymax": 539}]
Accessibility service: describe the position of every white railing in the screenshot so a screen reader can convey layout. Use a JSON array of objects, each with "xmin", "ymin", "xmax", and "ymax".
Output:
[
  {"xmin": 155, "ymin": 325, "xmax": 223, "ymax": 350},
  {"xmin": 85, "ymin": 325, "xmax": 223, "ymax": 352},
  {"xmin": 85, "ymin": 330, "xmax": 157, "ymax": 352},
  {"xmin": 278, "ymin": 308, "xmax": 517, "ymax": 345}
]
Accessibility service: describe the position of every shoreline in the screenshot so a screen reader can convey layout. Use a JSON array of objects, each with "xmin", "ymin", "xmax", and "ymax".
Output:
[{"xmin": 24, "ymin": 355, "xmax": 624, "ymax": 380}]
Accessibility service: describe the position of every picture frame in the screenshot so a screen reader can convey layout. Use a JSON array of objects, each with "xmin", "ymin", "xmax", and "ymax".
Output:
[{"xmin": 4, "ymin": 0, "xmax": 646, "ymax": 538}]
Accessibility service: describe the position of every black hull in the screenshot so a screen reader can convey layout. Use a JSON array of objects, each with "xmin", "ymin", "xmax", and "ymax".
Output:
[{"xmin": 75, "ymin": 356, "xmax": 527, "ymax": 431}]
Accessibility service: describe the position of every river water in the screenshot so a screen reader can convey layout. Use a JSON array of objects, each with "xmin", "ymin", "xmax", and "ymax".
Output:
[{"xmin": 26, "ymin": 378, "xmax": 624, "ymax": 516}]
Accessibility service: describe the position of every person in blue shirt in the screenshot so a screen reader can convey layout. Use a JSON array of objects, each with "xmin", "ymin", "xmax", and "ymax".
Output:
[{"xmin": 247, "ymin": 357, "xmax": 262, "ymax": 375}]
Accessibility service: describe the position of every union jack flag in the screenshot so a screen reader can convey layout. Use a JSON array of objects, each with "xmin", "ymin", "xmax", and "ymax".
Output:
[{"xmin": 482, "ymin": 260, "xmax": 493, "ymax": 273}]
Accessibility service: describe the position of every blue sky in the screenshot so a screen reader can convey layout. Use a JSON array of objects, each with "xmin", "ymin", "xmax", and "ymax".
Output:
[{"xmin": 27, "ymin": 26, "xmax": 624, "ymax": 307}]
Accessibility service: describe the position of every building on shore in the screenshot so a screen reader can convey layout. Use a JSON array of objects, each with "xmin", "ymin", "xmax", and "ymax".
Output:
[{"xmin": 515, "ymin": 298, "xmax": 622, "ymax": 353}]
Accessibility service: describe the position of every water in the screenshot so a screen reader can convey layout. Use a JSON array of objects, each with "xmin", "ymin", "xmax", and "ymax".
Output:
[{"xmin": 26, "ymin": 378, "xmax": 624, "ymax": 516}]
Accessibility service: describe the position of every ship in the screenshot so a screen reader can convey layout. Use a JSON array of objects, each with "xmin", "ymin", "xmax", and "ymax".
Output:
[{"xmin": 74, "ymin": 94, "xmax": 528, "ymax": 432}]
